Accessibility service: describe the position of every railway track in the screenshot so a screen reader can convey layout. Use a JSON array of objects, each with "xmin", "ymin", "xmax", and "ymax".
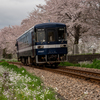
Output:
[{"xmin": 7, "ymin": 61, "xmax": 100, "ymax": 82}]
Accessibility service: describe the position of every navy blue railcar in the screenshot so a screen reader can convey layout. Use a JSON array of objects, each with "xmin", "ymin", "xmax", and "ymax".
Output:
[{"xmin": 16, "ymin": 23, "xmax": 68, "ymax": 67}]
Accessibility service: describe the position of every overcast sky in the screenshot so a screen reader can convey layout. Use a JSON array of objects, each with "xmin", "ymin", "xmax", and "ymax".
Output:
[{"xmin": 0, "ymin": 0, "xmax": 46, "ymax": 29}]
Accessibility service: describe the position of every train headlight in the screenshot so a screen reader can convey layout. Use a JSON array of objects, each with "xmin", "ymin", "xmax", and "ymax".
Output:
[{"xmin": 38, "ymin": 46, "xmax": 44, "ymax": 49}]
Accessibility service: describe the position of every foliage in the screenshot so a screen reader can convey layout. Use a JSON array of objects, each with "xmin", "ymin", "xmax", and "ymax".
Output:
[
  {"xmin": 68, "ymin": 53, "xmax": 100, "ymax": 56},
  {"xmin": 6, "ymin": 54, "xmax": 12, "ymax": 59},
  {"xmin": 0, "ymin": 59, "xmax": 5, "ymax": 62},
  {"xmin": 80, "ymin": 59, "xmax": 100, "ymax": 69},
  {"xmin": 59, "ymin": 59, "xmax": 100, "ymax": 69},
  {"xmin": 2, "ymin": 49, "xmax": 12, "ymax": 59},
  {"xmin": 2, "ymin": 49, "xmax": 6, "ymax": 58},
  {"xmin": 0, "ymin": 59, "xmax": 19, "ymax": 62},
  {"xmin": 0, "ymin": 0, "xmax": 100, "ymax": 55},
  {"xmin": 59, "ymin": 62, "xmax": 80, "ymax": 67},
  {"xmin": 0, "ymin": 62, "xmax": 59, "ymax": 100}
]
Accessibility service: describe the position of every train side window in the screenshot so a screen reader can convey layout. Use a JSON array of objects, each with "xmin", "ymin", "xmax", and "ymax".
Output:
[
  {"xmin": 25, "ymin": 37, "xmax": 26, "ymax": 43},
  {"xmin": 26, "ymin": 36, "xmax": 28, "ymax": 44}
]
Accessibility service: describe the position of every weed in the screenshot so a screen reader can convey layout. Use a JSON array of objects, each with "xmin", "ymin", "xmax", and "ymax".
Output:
[
  {"xmin": 0, "ymin": 62, "xmax": 59, "ymax": 100},
  {"xmin": 59, "ymin": 59, "xmax": 100, "ymax": 69}
]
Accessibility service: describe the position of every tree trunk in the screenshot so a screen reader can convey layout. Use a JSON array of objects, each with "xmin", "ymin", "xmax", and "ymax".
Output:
[
  {"xmin": 73, "ymin": 44, "xmax": 79, "ymax": 54},
  {"xmin": 0, "ymin": 49, "xmax": 3, "ymax": 59},
  {"xmin": 73, "ymin": 24, "xmax": 81, "ymax": 54}
]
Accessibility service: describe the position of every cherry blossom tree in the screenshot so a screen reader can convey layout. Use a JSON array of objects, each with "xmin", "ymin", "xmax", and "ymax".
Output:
[
  {"xmin": 36, "ymin": 0, "xmax": 91, "ymax": 54},
  {"xmin": 81, "ymin": 0, "xmax": 100, "ymax": 35},
  {"xmin": 0, "ymin": 0, "xmax": 100, "ymax": 57},
  {"xmin": 0, "ymin": 26, "xmax": 21, "ymax": 55}
]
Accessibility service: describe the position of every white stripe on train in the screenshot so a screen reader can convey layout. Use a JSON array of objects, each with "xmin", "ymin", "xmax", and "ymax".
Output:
[{"xmin": 17, "ymin": 44, "xmax": 67, "ymax": 53}]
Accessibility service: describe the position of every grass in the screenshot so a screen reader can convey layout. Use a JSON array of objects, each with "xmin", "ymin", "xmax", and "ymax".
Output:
[
  {"xmin": 59, "ymin": 59, "xmax": 100, "ymax": 69},
  {"xmin": 0, "ymin": 59, "xmax": 19, "ymax": 62},
  {"xmin": 68, "ymin": 53, "xmax": 100, "ymax": 56},
  {"xmin": 59, "ymin": 62, "xmax": 80, "ymax": 67},
  {"xmin": 0, "ymin": 62, "xmax": 59, "ymax": 100}
]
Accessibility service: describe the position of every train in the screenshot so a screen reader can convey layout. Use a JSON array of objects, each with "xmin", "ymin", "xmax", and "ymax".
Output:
[{"xmin": 15, "ymin": 23, "xmax": 68, "ymax": 67}]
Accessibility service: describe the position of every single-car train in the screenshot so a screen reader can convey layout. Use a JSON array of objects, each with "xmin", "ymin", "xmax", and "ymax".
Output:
[{"xmin": 15, "ymin": 23, "xmax": 68, "ymax": 67}]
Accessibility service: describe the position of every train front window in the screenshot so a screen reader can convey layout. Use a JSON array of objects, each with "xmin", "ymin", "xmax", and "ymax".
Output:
[
  {"xmin": 58, "ymin": 28, "xmax": 65, "ymax": 41},
  {"xmin": 47, "ymin": 29, "xmax": 55, "ymax": 42},
  {"xmin": 36, "ymin": 29, "xmax": 45, "ymax": 42}
]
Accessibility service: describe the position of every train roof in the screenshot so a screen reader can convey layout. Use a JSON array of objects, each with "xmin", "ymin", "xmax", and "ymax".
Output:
[
  {"xmin": 34, "ymin": 23, "xmax": 66, "ymax": 29},
  {"xmin": 16, "ymin": 23, "xmax": 66, "ymax": 41}
]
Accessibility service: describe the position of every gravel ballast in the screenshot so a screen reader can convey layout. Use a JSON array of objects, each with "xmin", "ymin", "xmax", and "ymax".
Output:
[{"xmin": 19, "ymin": 65, "xmax": 100, "ymax": 100}]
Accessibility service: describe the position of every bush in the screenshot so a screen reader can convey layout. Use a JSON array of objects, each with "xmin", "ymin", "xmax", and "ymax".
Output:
[
  {"xmin": 59, "ymin": 62, "xmax": 80, "ymax": 66},
  {"xmin": 2, "ymin": 48, "xmax": 12, "ymax": 59},
  {"xmin": 59, "ymin": 59, "xmax": 100, "ymax": 69}
]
